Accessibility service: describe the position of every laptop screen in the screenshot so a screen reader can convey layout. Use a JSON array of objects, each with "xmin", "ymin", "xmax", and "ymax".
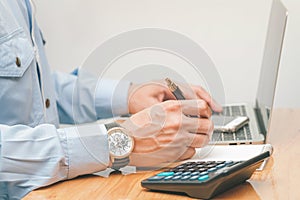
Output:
[{"xmin": 255, "ymin": 0, "xmax": 287, "ymax": 134}]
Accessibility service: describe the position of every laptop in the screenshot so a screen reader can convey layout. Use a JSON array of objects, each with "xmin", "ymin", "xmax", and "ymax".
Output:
[{"xmin": 211, "ymin": 0, "xmax": 288, "ymax": 145}]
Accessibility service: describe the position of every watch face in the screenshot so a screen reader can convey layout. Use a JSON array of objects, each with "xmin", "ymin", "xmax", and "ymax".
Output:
[{"xmin": 108, "ymin": 128, "xmax": 134, "ymax": 158}]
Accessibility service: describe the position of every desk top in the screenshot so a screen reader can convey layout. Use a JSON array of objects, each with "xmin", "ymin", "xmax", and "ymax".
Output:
[{"xmin": 24, "ymin": 108, "xmax": 300, "ymax": 199}]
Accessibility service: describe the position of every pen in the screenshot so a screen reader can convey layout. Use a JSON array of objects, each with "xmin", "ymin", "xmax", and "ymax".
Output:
[
  {"xmin": 165, "ymin": 78, "xmax": 186, "ymax": 100},
  {"xmin": 166, "ymin": 78, "xmax": 199, "ymax": 118}
]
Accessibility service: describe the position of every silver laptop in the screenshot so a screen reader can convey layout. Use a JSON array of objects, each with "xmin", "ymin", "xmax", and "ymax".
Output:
[{"xmin": 211, "ymin": 0, "xmax": 288, "ymax": 145}]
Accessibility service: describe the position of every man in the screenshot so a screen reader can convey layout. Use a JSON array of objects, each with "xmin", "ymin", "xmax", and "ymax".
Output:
[{"xmin": 0, "ymin": 0, "xmax": 222, "ymax": 198}]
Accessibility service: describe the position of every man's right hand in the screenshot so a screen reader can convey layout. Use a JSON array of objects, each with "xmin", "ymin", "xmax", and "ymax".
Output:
[{"xmin": 121, "ymin": 99, "xmax": 213, "ymax": 168}]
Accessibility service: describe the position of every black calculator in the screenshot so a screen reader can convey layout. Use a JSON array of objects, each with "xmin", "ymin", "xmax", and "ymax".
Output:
[{"xmin": 141, "ymin": 151, "xmax": 270, "ymax": 199}]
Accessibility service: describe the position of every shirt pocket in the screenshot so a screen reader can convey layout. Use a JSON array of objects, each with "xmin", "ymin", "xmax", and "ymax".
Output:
[
  {"xmin": 0, "ymin": 28, "xmax": 41, "ymax": 126},
  {"xmin": 0, "ymin": 28, "xmax": 34, "ymax": 77}
]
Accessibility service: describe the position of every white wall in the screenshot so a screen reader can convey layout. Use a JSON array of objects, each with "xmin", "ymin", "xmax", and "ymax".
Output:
[{"xmin": 35, "ymin": 0, "xmax": 300, "ymax": 108}]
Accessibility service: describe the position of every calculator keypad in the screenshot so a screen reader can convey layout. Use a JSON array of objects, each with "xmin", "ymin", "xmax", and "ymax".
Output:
[
  {"xmin": 147, "ymin": 161, "xmax": 239, "ymax": 182},
  {"xmin": 142, "ymin": 151, "xmax": 270, "ymax": 199}
]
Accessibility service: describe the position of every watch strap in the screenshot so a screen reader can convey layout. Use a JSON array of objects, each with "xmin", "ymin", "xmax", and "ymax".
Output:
[
  {"xmin": 105, "ymin": 122, "xmax": 131, "ymax": 171},
  {"xmin": 105, "ymin": 122, "xmax": 120, "ymax": 130},
  {"xmin": 111, "ymin": 157, "xmax": 130, "ymax": 170}
]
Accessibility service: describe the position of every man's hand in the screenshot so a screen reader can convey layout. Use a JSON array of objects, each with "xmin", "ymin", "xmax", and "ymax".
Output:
[
  {"xmin": 128, "ymin": 80, "xmax": 222, "ymax": 114},
  {"xmin": 121, "ymin": 99, "xmax": 213, "ymax": 167}
]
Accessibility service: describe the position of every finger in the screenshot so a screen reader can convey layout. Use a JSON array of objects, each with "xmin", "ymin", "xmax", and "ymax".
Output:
[
  {"xmin": 163, "ymin": 86, "xmax": 178, "ymax": 100},
  {"xmin": 192, "ymin": 86, "xmax": 223, "ymax": 112},
  {"xmin": 176, "ymin": 83, "xmax": 222, "ymax": 112},
  {"xmin": 163, "ymin": 80, "xmax": 222, "ymax": 112},
  {"xmin": 180, "ymin": 100, "xmax": 212, "ymax": 118},
  {"xmin": 149, "ymin": 80, "xmax": 177, "ymax": 101},
  {"xmin": 181, "ymin": 116, "xmax": 213, "ymax": 148},
  {"xmin": 128, "ymin": 83, "xmax": 167, "ymax": 113},
  {"xmin": 184, "ymin": 132, "xmax": 211, "ymax": 148},
  {"xmin": 183, "ymin": 117, "xmax": 214, "ymax": 135},
  {"xmin": 177, "ymin": 147, "xmax": 196, "ymax": 161}
]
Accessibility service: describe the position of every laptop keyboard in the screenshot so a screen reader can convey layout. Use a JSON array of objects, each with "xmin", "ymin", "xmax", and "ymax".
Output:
[
  {"xmin": 212, "ymin": 105, "xmax": 252, "ymax": 143},
  {"xmin": 217, "ymin": 105, "xmax": 247, "ymax": 117}
]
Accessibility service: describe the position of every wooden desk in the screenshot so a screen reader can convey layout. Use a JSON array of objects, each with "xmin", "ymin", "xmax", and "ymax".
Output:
[{"xmin": 24, "ymin": 109, "xmax": 300, "ymax": 199}]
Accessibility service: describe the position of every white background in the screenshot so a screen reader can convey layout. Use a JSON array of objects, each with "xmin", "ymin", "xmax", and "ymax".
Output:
[{"xmin": 35, "ymin": 0, "xmax": 300, "ymax": 108}]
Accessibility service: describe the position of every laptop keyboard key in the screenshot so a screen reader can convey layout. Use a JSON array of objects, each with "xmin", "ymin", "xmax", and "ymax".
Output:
[
  {"xmin": 222, "ymin": 107, "xmax": 231, "ymax": 116},
  {"xmin": 235, "ymin": 129, "xmax": 246, "ymax": 140},
  {"xmin": 245, "ymin": 126, "xmax": 252, "ymax": 139},
  {"xmin": 223, "ymin": 133, "xmax": 234, "ymax": 141},
  {"xmin": 212, "ymin": 132, "xmax": 222, "ymax": 142},
  {"xmin": 241, "ymin": 105, "xmax": 247, "ymax": 116},
  {"xmin": 231, "ymin": 106, "xmax": 241, "ymax": 116}
]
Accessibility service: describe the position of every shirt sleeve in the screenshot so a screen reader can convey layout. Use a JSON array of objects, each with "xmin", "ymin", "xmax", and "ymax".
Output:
[
  {"xmin": 52, "ymin": 70, "xmax": 131, "ymax": 124},
  {"xmin": 0, "ymin": 123, "xmax": 109, "ymax": 199}
]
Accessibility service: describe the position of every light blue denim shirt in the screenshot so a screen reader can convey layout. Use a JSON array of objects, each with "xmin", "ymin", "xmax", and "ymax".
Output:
[{"xmin": 0, "ymin": 0, "xmax": 130, "ymax": 198}]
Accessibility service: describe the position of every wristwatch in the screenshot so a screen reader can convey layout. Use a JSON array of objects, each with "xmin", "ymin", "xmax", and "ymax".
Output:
[{"xmin": 105, "ymin": 122, "xmax": 134, "ymax": 170}]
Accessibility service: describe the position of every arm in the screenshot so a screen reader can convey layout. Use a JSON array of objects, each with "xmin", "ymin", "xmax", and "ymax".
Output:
[
  {"xmin": 0, "ymin": 99, "xmax": 213, "ymax": 199},
  {"xmin": 0, "ymin": 123, "xmax": 109, "ymax": 199},
  {"xmin": 52, "ymin": 70, "xmax": 131, "ymax": 124},
  {"xmin": 52, "ymin": 70, "xmax": 221, "ymax": 124}
]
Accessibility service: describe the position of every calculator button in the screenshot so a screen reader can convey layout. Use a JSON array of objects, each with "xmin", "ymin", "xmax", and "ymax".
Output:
[
  {"xmin": 208, "ymin": 167, "xmax": 217, "ymax": 172},
  {"xmin": 216, "ymin": 163, "xmax": 226, "ymax": 169},
  {"xmin": 157, "ymin": 172, "xmax": 174, "ymax": 176},
  {"xmin": 164, "ymin": 176, "xmax": 173, "ymax": 181},
  {"xmin": 206, "ymin": 161, "xmax": 216, "ymax": 165},
  {"xmin": 198, "ymin": 175, "xmax": 209, "ymax": 182},
  {"xmin": 207, "ymin": 164, "xmax": 217, "ymax": 168},
  {"xmin": 225, "ymin": 160, "xmax": 234, "ymax": 165},
  {"xmin": 199, "ymin": 171, "xmax": 208, "ymax": 176},
  {"xmin": 182, "ymin": 172, "xmax": 191, "ymax": 176},
  {"xmin": 174, "ymin": 172, "xmax": 183, "ymax": 176},
  {"xmin": 199, "ymin": 168, "xmax": 208, "ymax": 172},
  {"xmin": 148, "ymin": 176, "xmax": 165, "ymax": 181},
  {"xmin": 181, "ymin": 175, "xmax": 191, "ymax": 180},
  {"xmin": 175, "ymin": 165, "xmax": 184, "ymax": 169},
  {"xmin": 191, "ymin": 172, "xmax": 200, "ymax": 176},
  {"xmin": 189, "ymin": 175, "xmax": 199, "ymax": 180},
  {"xmin": 172, "ymin": 176, "xmax": 181, "ymax": 180}
]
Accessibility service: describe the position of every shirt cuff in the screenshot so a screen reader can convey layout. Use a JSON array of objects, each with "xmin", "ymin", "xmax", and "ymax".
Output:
[
  {"xmin": 95, "ymin": 79, "xmax": 131, "ymax": 118},
  {"xmin": 58, "ymin": 124, "xmax": 109, "ymax": 179}
]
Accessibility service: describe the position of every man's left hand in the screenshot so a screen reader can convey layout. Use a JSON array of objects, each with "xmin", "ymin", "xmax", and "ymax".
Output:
[{"xmin": 127, "ymin": 80, "xmax": 222, "ymax": 114}]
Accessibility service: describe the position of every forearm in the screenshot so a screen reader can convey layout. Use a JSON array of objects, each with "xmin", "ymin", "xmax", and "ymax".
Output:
[
  {"xmin": 52, "ymin": 71, "xmax": 131, "ymax": 124},
  {"xmin": 0, "ymin": 123, "xmax": 109, "ymax": 199}
]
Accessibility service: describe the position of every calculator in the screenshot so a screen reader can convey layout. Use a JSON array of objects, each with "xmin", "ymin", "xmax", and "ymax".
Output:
[{"xmin": 141, "ymin": 151, "xmax": 270, "ymax": 199}]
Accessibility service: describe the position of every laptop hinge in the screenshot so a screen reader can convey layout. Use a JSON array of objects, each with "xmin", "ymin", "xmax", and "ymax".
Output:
[{"xmin": 254, "ymin": 107, "xmax": 267, "ymax": 140}]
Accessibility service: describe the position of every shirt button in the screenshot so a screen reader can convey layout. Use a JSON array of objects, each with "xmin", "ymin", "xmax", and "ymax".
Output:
[
  {"xmin": 16, "ymin": 57, "xmax": 21, "ymax": 67},
  {"xmin": 45, "ymin": 99, "xmax": 50, "ymax": 108}
]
